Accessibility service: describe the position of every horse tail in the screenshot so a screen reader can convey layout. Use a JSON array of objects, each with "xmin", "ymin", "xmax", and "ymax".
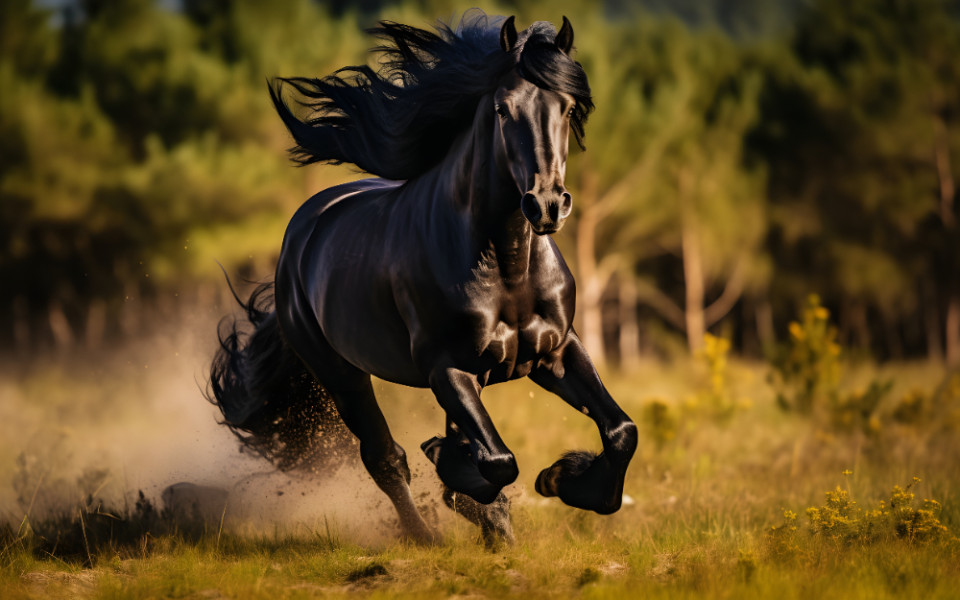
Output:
[{"xmin": 207, "ymin": 279, "xmax": 352, "ymax": 474}]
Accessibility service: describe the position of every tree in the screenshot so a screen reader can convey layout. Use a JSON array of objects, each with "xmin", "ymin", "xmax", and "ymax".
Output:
[
  {"xmin": 563, "ymin": 15, "xmax": 767, "ymax": 361},
  {"xmin": 0, "ymin": 0, "xmax": 368, "ymax": 351},
  {"xmin": 750, "ymin": 0, "xmax": 960, "ymax": 362}
]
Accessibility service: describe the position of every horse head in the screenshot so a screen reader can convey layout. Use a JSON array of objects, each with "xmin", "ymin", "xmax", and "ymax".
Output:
[{"xmin": 493, "ymin": 16, "xmax": 589, "ymax": 235}]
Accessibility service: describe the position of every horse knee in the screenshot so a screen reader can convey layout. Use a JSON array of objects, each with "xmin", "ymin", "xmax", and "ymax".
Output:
[
  {"xmin": 606, "ymin": 420, "xmax": 637, "ymax": 461},
  {"xmin": 478, "ymin": 451, "xmax": 518, "ymax": 487}
]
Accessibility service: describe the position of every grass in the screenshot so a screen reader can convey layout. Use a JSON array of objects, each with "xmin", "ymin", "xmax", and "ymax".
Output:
[
  {"xmin": 2, "ymin": 506, "xmax": 957, "ymax": 599},
  {"xmin": 1, "ymin": 333, "xmax": 959, "ymax": 598}
]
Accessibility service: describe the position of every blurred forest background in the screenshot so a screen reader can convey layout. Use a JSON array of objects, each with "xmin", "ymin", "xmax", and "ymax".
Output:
[{"xmin": 2, "ymin": 0, "xmax": 959, "ymax": 368}]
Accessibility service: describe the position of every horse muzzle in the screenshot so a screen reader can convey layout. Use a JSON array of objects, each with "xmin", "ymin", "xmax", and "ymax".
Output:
[{"xmin": 521, "ymin": 191, "xmax": 573, "ymax": 235}]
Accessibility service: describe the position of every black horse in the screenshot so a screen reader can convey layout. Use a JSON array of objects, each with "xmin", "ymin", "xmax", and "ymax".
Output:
[{"xmin": 209, "ymin": 12, "xmax": 637, "ymax": 544}]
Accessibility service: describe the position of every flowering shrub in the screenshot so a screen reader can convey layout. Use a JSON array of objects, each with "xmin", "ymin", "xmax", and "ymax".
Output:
[
  {"xmin": 768, "ymin": 475, "xmax": 948, "ymax": 552},
  {"xmin": 769, "ymin": 294, "xmax": 841, "ymax": 414},
  {"xmin": 887, "ymin": 373, "xmax": 960, "ymax": 432},
  {"xmin": 690, "ymin": 333, "xmax": 751, "ymax": 421},
  {"xmin": 767, "ymin": 508, "xmax": 802, "ymax": 559},
  {"xmin": 641, "ymin": 398, "xmax": 677, "ymax": 450},
  {"xmin": 828, "ymin": 379, "xmax": 891, "ymax": 434},
  {"xmin": 699, "ymin": 334, "xmax": 735, "ymax": 419},
  {"xmin": 891, "ymin": 389, "xmax": 926, "ymax": 424}
]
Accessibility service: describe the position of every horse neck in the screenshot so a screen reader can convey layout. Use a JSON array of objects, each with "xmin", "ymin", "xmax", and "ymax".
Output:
[{"xmin": 430, "ymin": 102, "xmax": 535, "ymax": 284}]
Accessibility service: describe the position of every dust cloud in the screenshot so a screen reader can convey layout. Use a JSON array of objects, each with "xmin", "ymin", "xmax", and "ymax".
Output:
[{"xmin": 0, "ymin": 312, "xmax": 449, "ymax": 545}]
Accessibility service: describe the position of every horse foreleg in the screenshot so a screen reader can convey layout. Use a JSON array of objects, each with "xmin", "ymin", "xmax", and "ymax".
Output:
[
  {"xmin": 425, "ymin": 366, "xmax": 518, "ymax": 504},
  {"xmin": 529, "ymin": 332, "xmax": 637, "ymax": 515}
]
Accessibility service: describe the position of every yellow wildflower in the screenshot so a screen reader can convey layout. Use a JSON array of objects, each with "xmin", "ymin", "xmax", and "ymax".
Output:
[{"xmin": 788, "ymin": 321, "xmax": 804, "ymax": 340}]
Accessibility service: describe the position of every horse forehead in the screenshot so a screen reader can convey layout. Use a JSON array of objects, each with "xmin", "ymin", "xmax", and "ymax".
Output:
[
  {"xmin": 495, "ymin": 73, "xmax": 535, "ymax": 101},
  {"xmin": 498, "ymin": 73, "xmax": 566, "ymax": 106}
]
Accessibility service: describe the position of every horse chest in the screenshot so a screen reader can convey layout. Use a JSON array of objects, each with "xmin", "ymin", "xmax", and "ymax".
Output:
[
  {"xmin": 470, "ymin": 293, "xmax": 568, "ymax": 381},
  {"xmin": 485, "ymin": 313, "xmax": 561, "ymax": 355},
  {"xmin": 431, "ymin": 236, "xmax": 574, "ymax": 380}
]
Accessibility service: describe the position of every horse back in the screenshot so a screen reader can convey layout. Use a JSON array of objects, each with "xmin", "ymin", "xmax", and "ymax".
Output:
[{"xmin": 274, "ymin": 178, "xmax": 428, "ymax": 386}]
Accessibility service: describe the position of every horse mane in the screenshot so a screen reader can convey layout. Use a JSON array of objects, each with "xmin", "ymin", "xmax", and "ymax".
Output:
[{"xmin": 269, "ymin": 11, "xmax": 594, "ymax": 180}]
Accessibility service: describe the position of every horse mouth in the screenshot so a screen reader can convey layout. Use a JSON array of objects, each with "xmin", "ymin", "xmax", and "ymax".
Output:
[{"xmin": 532, "ymin": 223, "xmax": 562, "ymax": 235}]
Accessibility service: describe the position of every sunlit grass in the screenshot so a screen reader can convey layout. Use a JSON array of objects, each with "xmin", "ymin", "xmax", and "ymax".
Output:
[{"xmin": 2, "ymin": 337, "xmax": 959, "ymax": 598}]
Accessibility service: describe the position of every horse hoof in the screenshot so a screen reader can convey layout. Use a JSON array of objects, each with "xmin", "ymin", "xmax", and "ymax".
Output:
[
  {"xmin": 534, "ymin": 450, "xmax": 595, "ymax": 498},
  {"xmin": 442, "ymin": 488, "xmax": 515, "ymax": 549},
  {"xmin": 421, "ymin": 435, "xmax": 444, "ymax": 464},
  {"xmin": 535, "ymin": 450, "xmax": 625, "ymax": 515},
  {"xmin": 534, "ymin": 465, "xmax": 560, "ymax": 497},
  {"xmin": 404, "ymin": 524, "xmax": 442, "ymax": 546},
  {"xmin": 424, "ymin": 435, "xmax": 505, "ymax": 505},
  {"xmin": 481, "ymin": 497, "xmax": 515, "ymax": 549}
]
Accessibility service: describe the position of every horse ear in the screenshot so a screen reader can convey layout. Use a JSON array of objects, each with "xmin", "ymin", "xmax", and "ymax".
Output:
[
  {"xmin": 556, "ymin": 16, "xmax": 574, "ymax": 54},
  {"xmin": 500, "ymin": 15, "xmax": 518, "ymax": 53}
]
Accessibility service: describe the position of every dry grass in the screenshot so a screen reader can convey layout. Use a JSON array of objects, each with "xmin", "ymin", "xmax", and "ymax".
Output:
[{"xmin": 1, "ymin": 330, "xmax": 959, "ymax": 598}]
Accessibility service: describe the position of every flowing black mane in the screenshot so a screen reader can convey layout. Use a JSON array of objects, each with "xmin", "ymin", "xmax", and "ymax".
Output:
[{"xmin": 269, "ymin": 11, "xmax": 594, "ymax": 180}]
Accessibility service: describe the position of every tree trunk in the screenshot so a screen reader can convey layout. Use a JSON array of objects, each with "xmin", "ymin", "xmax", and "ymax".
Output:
[
  {"xmin": 120, "ymin": 281, "xmax": 139, "ymax": 337},
  {"xmin": 12, "ymin": 295, "xmax": 31, "ymax": 353},
  {"xmin": 575, "ymin": 165, "xmax": 607, "ymax": 365},
  {"xmin": 85, "ymin": 299, "xmax": 106, "ymax": 351},
  {"xmin": 679, "ymin": 171, "xmax": 705, "ymax": 354},
  {"xmin": 755, "ymin": 300, "xmax": 775, "ymax": 353},
  {"xmin": 922, "ymin": 282, "xmax": 944, "ymax": 361},
  {"xmin": 850, "ymin": 302, "xmax": 871, "ymax": 353},
  {"xmin": 682, "ymin": 224, "xmax": 705, "ymax": 353},
  {"xmin": 618, "ymin": 271, "xmax": 640, "ymax": 371},
  {"xmin": 882, "ymin": 313, "xmax": 903, "ymax": 360},
  {"xmin": 48, "ymin": 300, "xmax": 74, "ymax": 351},
  {"xmin": 933, "ymin": 115, "xmax": 955, "ymax": 228},
  {"xmin": 947, "ymin": 293, "xmax": 960, "ymax": 367}
]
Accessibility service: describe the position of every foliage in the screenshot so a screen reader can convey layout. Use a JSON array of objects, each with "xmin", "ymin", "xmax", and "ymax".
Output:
[
  {"xmin": 770, "ymin": 475, "xmax": 949, "ymax": 552},
  {"xmin": 828, "ymin": 379, "xmax": 891, "ymax": 434},
  {"xmin": 888, "ymin": 372, "xmax": 960, "ymax": 431},
  {"xmin": 641, "ymin": 398, "xmax": 677, "ymax": 450},
  {"xmin": 751, "ymin": 0, "xmax": 960, "ymax": 361},
  {"xmin": 0, "ymin": 0, "xmax": 365, "ymax": 349},
  {"xmin": 769, "ymin": 294, "xmax": 841, "ymax": 414},
  {"xmin": 1, "ymin": 0, "xmax": 959, "ymax": 361},
  {"xmin": 691, "ymin": 333, "xmax": 752, "ymax": 420}
]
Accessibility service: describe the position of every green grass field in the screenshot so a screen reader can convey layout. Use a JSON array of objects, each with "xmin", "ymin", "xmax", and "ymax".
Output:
[{"xmin": 2, "ymin": 329, "xmax": 959, "ymax": 599}]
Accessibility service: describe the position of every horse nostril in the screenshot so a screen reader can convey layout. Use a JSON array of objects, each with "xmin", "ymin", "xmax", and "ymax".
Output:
[
  {"xmin": 560, "ymin": 192, "xmax": 572, "ymax": 214},
  {"xmin": 521, "ymin": 193, "xmax": 542, "ymax": 224},
  {"xmin": 548, "ymin": 201, "xmax": 560, "ymax": 223}
]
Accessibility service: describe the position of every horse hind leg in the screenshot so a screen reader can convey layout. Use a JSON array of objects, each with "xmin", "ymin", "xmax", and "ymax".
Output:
[
  {"xmin": 311, "ymin": 370, "xmax": 438, "ymax": 543},
  {"xmin": 443, "ymin": 487, "xmax": 514, "ymax": 548},
  {"xmin": 274, "ymin": 276, "xmax": 435, "ymax": 542}
]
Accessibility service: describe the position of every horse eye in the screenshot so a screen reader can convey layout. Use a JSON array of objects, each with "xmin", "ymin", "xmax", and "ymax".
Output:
[
  {"xmin": 495, "ymin": 103, "xmax": 507, "ymax": 118},
  {"xmin": 566, "ymin": 107, "xmax": 576, "ymax": 119}
]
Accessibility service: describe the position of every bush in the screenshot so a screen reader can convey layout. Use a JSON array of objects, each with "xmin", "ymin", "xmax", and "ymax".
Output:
[
  {"xmin": 768, "ymin": 475, "xmax": 949, "ymax": 551},
  {"xmin": 769, "ymin": 294, "xmax": 841, "ymax": 415}
]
